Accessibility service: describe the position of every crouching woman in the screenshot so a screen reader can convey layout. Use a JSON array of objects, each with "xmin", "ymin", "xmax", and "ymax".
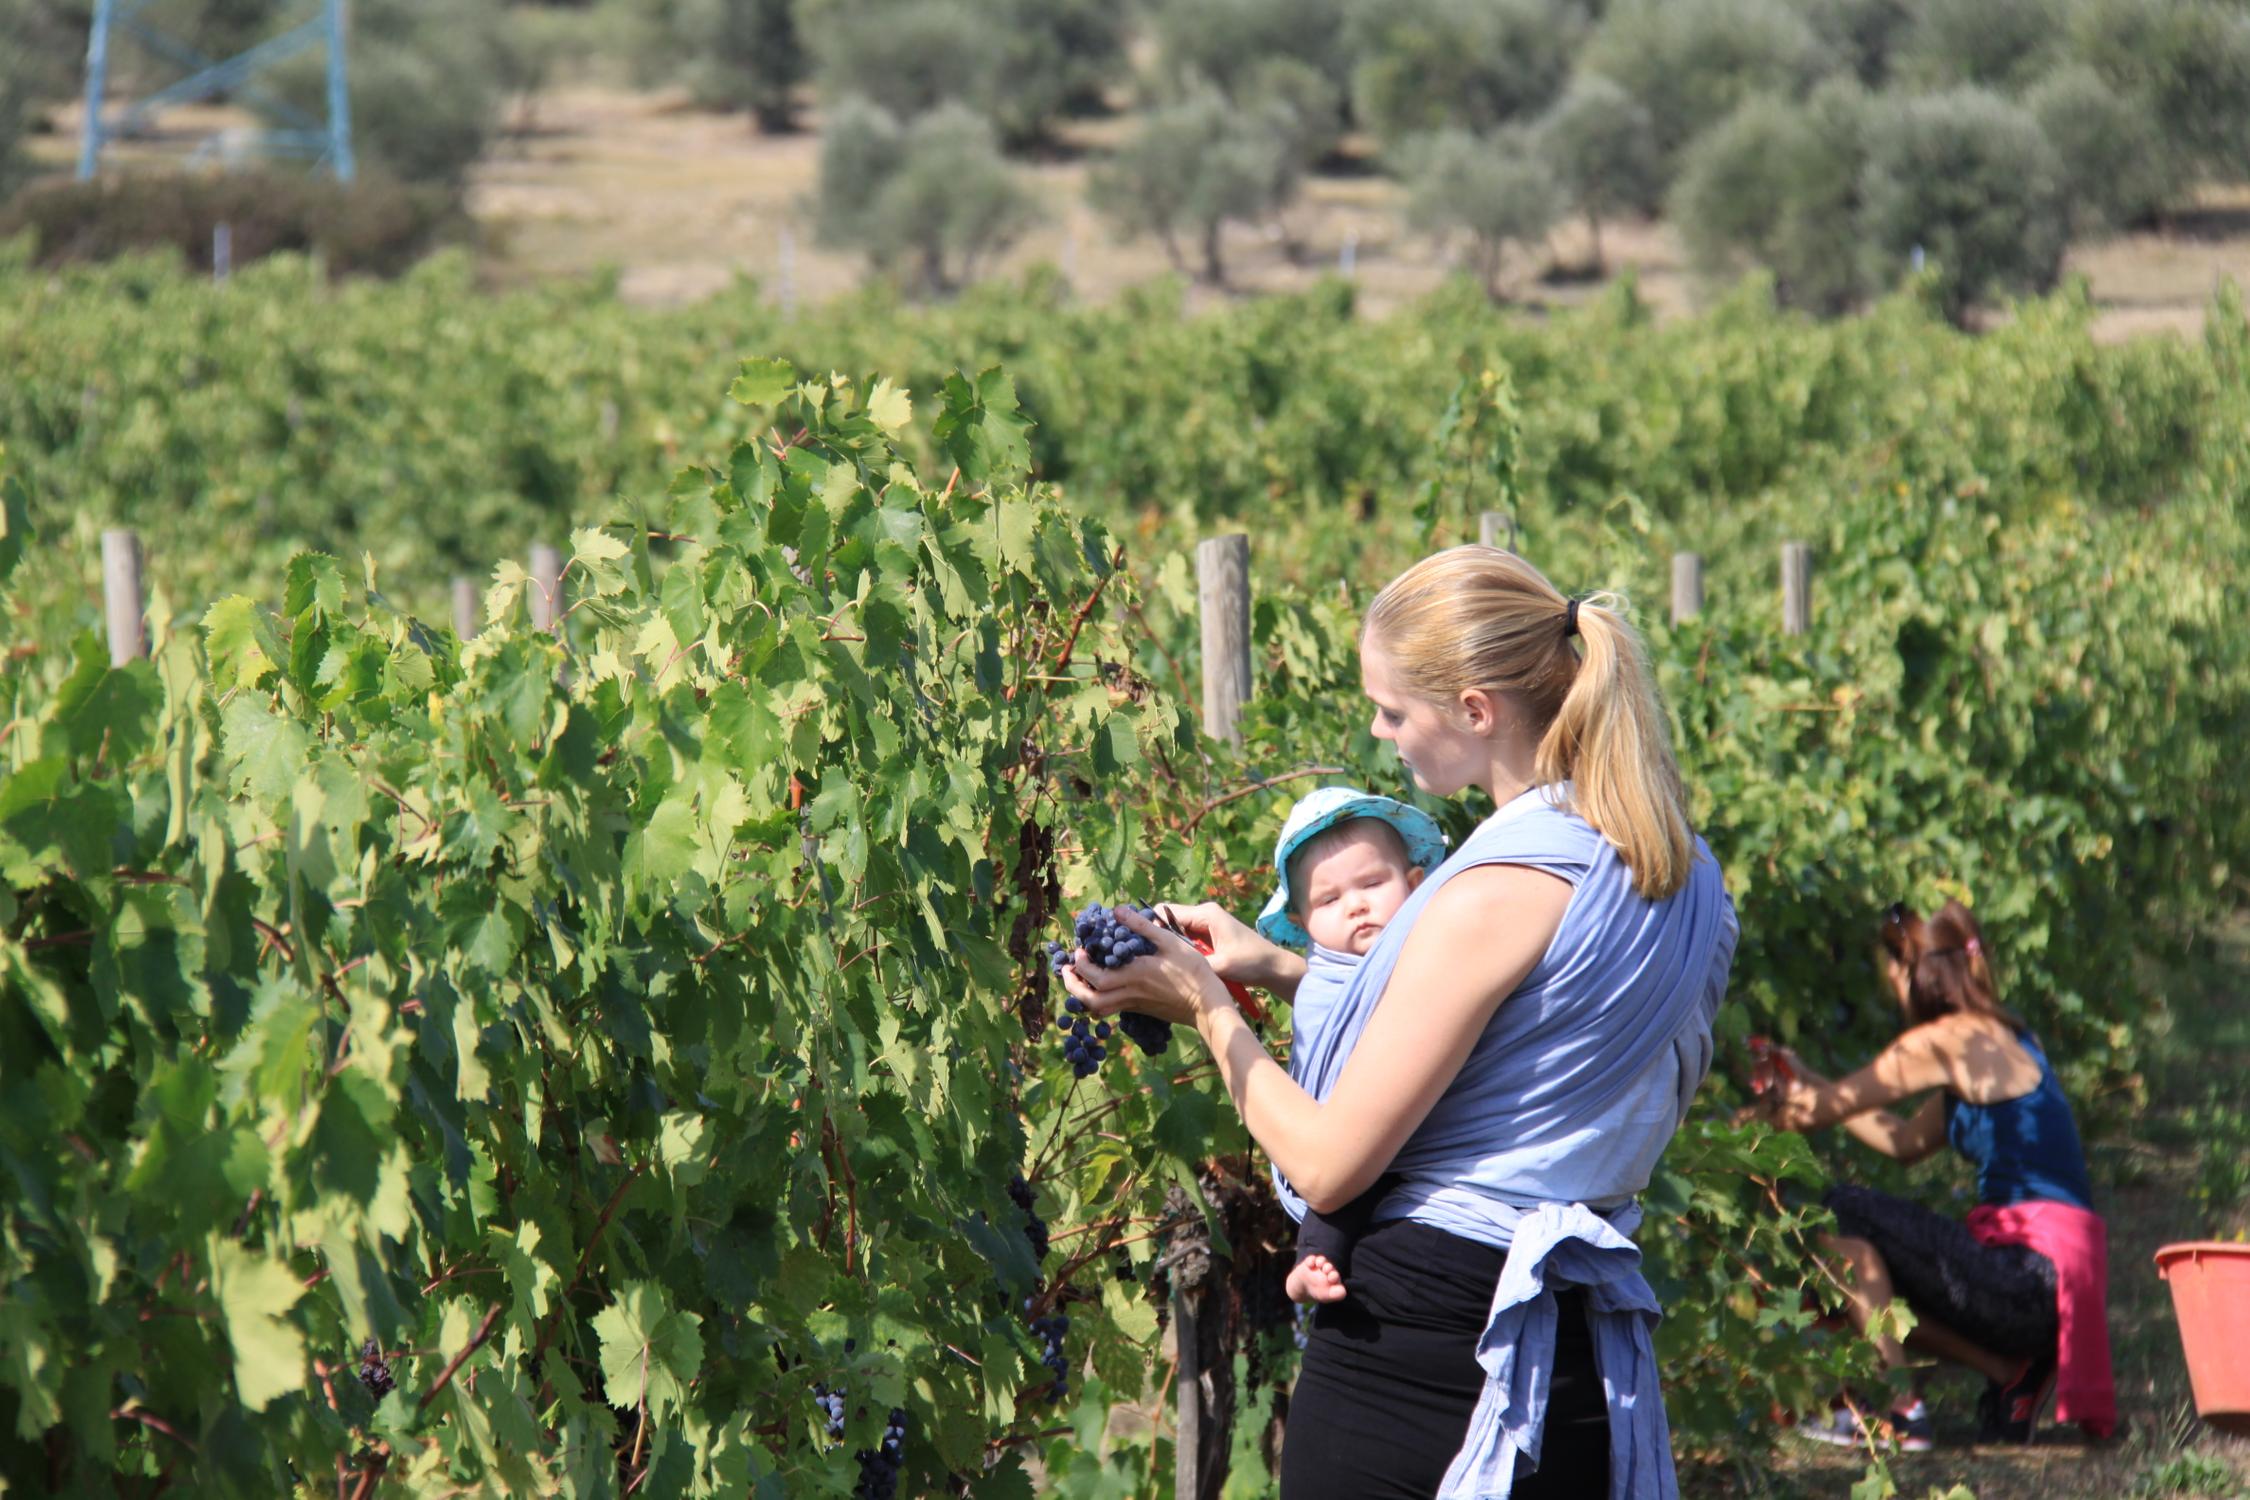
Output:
[{"xmin": 1758, "ymin": 900, "xmax": 2116, "ymax": 1445}]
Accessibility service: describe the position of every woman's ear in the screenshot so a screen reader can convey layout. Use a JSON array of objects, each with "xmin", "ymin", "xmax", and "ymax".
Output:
[{"xmin": 1455, "ymin": 686, "xmax": 1500, "ymax": 734}]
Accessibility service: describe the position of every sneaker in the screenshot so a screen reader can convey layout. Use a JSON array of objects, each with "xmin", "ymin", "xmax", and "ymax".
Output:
[
  {"xmin": 1889, "ymin": 1397, "xmax": 1935, "ymax": 1453},
  {"xmin": 1794, "ymin": 1398, "xmax": 1934, "ymax": 1452},
  {"xmin": 1977, "ymin": 1353, "xmax": 2057, "ymax": 1443},
  {"xmin": 1794, "ymin": 1403, "xmax": 1871, "ymax": 1448}
]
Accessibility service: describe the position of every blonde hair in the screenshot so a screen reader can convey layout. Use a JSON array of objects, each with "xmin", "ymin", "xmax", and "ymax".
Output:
[{"xmin": 1362, "ymin": 545, "xmax": 1694, "ymax": 900}]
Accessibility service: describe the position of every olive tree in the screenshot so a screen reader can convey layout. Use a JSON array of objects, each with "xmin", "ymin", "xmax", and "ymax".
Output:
[
  {"xmin": 2028, "ymin": 64, "xmax": 2174, "ymax": 234},
  {"xmin": 1796, "ymin": 0, "xmax": 1914, "ymax": 87},
  {"xmin": 1893, "ymin": 0, "xmax": 2067, "ymax": 90},
  {"xmin": 1344, "ymin": 0, "xmax": 1586, "ymax": 148},
  {"xmin": 678, "ymin": 0, "xmax": 805, "ymax": 132},
  {"xmin": 804, "ymin": 0, "xmax": 1125, "ymax": 149},
  {"xmin": 1401, "ymin": 127, "xmax": 1563, "ymax": 300},
  {"xmin": 1088, "ymin": 91, "xmax": 1302, "ymax": 285},
  {"xmin": 1153, "ymin": 0, "xmax": 1353, "ymax": 105},
  {"xmin": 1672, "ymin": 84, "xmax": 1872, "ymax": 315},
  {"xmin": 1581, "ymin": 0, "xmax": 1828, "ymax": 185},
  {"xmin": 814, "ymin": 100, "xmax": 1036, "ymax": 296},
  {"xmin": 275, "ymin": 0, "xmax": 512, "ymax": 190},
  {"xmin": 1858, "ymin": 87, "xmax": 2070, "ymax": 323},
  {"xmin": 1537, "ymin": 74, "xmax": 1663, "ymax": 270},
  {"xmin": 2068, "ymin": 0, "xmax": 2250, "ymax": 185}
]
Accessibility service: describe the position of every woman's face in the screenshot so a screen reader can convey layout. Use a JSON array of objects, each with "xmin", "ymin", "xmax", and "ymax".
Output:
[
  {"xmin": 1880, "ymin": 952, "xmax": 1912, "ymax": 1018},
  {"xmin": 1361, "ymin": 637, "xmax": 1486, "ymax": 798}
]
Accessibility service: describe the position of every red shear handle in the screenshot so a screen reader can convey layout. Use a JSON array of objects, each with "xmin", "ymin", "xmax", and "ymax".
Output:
[
  {"xmin": 1746, "ymin": 1034, "xmax": 1796, "ymax": 1096},
  {"xmin": 1190, "ymin": 936, "xmax": 1265, "ymax": 1025}
]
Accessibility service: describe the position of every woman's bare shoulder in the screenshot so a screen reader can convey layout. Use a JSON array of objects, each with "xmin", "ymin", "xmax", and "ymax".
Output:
[{"xmin": 1902, "ymin": 1013, "xmax": 2041, "ymax": 1100}]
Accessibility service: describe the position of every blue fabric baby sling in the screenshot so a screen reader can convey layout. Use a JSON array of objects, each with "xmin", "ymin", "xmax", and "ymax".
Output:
[{"xmin": 1275, "ymin": 785, "xmax": 1738, "ymax": 1500}]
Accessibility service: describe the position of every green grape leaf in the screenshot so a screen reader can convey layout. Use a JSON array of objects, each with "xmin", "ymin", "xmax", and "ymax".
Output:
[
  {"xmin": 624, "ymin": 794, "xmax": 700, "ymax": 886},
  {"xmin": 202, "ymin": 595, "xmax": 285, "ymax": 692},
  {"xmin": 282, "ymin": 552, "xmax": 346, "ymax": 623},
  {"xmin": 50, "ymin": 633, "xmax": 160, "ymax": 761},
  {"xmin": 593, "ymin": 1281, "xmax": 705, "ymax": 1424},
  {"xmin": 211, "ymin": 1241, "xmax": 307, "ymax": 1411},
  {"xmin": 220, "ymin": 697, "xmax": 310, "ymax": 802},
  {"xmin": 0, "ymin": 463, "xmax": 30, "ymax": 582},
  {"xmin": 729, "ymin": 357, "xmax": 796, "ymax": 409},
  {"xmin": 0, "ymin": 1295, "xmax": 63, "ymax": 1438},
  {"xmin": 864, "ymin": 377, "xmax": 913, "ymax": 434}
]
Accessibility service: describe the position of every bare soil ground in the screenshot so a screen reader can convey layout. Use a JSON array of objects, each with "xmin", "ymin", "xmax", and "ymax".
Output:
[
  {"xmin": 33, "ymin": 85, "xmax": 2250, "ymax": 340},
  {"xmin": 464, "ymin": 87, "xmax": 2250, "ymax": 343}
]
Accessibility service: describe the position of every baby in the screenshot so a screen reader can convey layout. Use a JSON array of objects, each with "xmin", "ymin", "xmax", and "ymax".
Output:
[{"xmin": 1254, "ymin": 788, "xmax": 1446, "ymax": 1305}]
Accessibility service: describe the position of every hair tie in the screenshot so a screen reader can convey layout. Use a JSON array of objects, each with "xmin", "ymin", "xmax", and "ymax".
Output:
[
  {"xmin": 1563, "ymin": 597, "xmax": 1581, "ymax": 639},
  {"xmin": 1966, "ymin": 935, "xmax": 1983, "ymax": 959}
]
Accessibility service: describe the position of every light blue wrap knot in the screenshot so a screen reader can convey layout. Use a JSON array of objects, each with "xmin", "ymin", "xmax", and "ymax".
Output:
[{"xmin": 1434, "ymin": 1201, "xmax": 1672, "ymax": 1500}]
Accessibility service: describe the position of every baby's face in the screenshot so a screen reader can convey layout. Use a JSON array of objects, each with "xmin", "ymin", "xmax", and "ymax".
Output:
[{"xmin": 1297, "ymin": 833, "xmax": 1424, "ymax": 957}]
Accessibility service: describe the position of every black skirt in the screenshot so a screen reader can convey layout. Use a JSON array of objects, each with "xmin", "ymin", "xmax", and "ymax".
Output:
[
  {"xmin": 1278, "ymin": 1218, "xmax": 1612, "ymax": 1500},
  {"xmin": 1824, "ymin": 1184, "xmax": 2060, "ymax": 1359}
]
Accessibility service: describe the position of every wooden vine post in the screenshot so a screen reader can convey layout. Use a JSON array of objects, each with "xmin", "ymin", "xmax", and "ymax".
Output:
[
  {"xmin": 1479, "ymin": 510, "xmax": 1521, "ymax": 552},
  {"xmin": 451, "ymin": 577, "xmax": 479, "ymax": 641},
  {"xmin": 529, "ymin": 542, "xmax": 564, "ymax": 636},
  {"xmin": 1671, "ymin": 552, "xmax": 1704, "ymax": 625},
  {"xmin": 1167, "ymin": 1205, "xmax": 1234, "ymax": 1500},
  {"xmin": 1197, "ymin": 535, "xmax": 1251, "ymax": 747},
  {"xmin": 1781, "ymin": 541, "xmax": 1813, "ymax": 636},
  {"xmin": 101, "ymin": 529, "xmax": 146, "ymax": 665}
]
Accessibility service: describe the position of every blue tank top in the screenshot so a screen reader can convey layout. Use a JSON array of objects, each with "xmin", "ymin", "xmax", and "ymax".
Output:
[{"xmin": 1944, "ymin": 1033, "xmax": 2094, "ymax": 1210}]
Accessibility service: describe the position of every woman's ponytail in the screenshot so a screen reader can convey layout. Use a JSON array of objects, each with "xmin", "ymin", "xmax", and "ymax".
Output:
[
  {"xmin": 1363, "ymin": 547, "xmax": 1696, "ymax": 901},
  {"xmin": 1534, "ymin": 593, "xmax": 1693, "ymax": 900}
]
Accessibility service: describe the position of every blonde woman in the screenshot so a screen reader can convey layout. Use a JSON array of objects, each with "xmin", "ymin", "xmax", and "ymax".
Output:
[{"xmin": 1063, "ymin": 547, "xmax": 1738, "ymax": 1500}]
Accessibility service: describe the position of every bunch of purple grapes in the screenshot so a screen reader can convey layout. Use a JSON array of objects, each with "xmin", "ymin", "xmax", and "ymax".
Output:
[
  {"xmin": 1028, "ymin": 1311, "xmax": 1071, "ymax": 1401},
  {"xmin": 1006, "ymin": 1173, "xmax": 1049, "ymax": 1262},
  {"xmin": 355, "ymin": 1338, "xmax": 395, "ymax": 1399},
  {"xmin": 1042, "ymin": 902, "xmax": 1174, "ymax": 1075},
  {"xmin": 814, "ymin": 1384, "xmax": 846, "ymax": 1440},
  {"xmin": 854, "ymin": 1408, "xmax": 908, "ymax": 1500}
]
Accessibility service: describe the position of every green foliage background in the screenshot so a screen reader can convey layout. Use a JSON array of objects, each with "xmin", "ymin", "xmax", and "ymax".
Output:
[{"xmin": 3, "ymin": 254, "xmax": 2248, "ymax": 1493}]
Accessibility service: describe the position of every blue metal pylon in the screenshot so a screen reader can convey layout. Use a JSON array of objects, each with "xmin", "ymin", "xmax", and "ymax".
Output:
[{"xmin": 78, "ymin": 0, "xmax": 354, "ymax": 181}]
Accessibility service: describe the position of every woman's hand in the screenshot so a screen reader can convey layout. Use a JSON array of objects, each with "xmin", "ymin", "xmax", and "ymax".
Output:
[
  {"xmin": 1765, "ymin": 1068, "xmax": 1825, "ymax": 1131},
  {"xmin": 1154, "ymin": 901, "xmax": 1300, "ymax": 994},
  {"xmin": 1057, "ymin": 906, "xmax": 1237, "ymax": 1030},
  {"xmin": 1759, "ymin": 1048, "xmax": 1859, "ymax": 1133}
]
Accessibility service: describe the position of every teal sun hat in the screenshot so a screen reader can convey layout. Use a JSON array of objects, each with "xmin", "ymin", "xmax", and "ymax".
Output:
[{"xmin": 1254, "ymin": 785, "xmax": 1450, "ymax": 950}]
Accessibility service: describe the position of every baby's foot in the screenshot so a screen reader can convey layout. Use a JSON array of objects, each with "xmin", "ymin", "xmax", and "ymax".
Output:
[{"xmin": 1285, "ymin": 1254, "xmax": 1349, "ymax": 1304}]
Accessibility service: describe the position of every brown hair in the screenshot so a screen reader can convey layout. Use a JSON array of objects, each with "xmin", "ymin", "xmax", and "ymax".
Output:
[
  {"xmin": 1878, "ymin": 899, "xmax": 2023, "ymax": 1031},
  {"xmin": 1360, "ymin": 545, "xmax": 1693, "ymax": 900}
]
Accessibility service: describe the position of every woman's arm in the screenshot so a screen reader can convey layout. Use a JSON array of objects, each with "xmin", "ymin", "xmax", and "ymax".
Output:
[
  {"xmin": 1065, "ymin": 865, "xmax": 1572, "ymax": 1213},
  {"xmin": 1766, "ymin": 1029, "xmax": 1953, "ymax": 1135},
  {"xmin": 1837, "ymin": 1092, "xmax": 1947, "ymax": 1163}
]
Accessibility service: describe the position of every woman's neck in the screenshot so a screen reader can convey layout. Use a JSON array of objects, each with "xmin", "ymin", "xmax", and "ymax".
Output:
[{"xmin": 1474, "ymin": 730, "xmax": 1543, "ymax": 807}]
